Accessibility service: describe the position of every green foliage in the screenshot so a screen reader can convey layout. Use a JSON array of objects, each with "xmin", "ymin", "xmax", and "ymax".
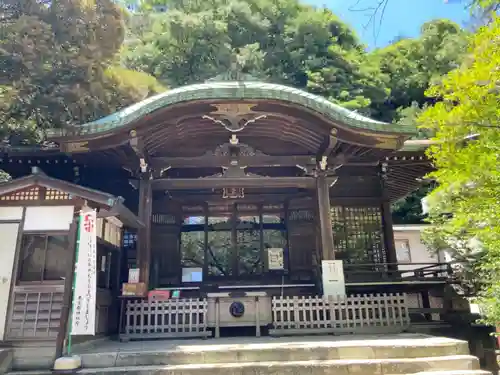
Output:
[
  {"xmin": 0, "ymin": 170, "xmax": 10, "ymax": 183},
  {"xmin": 124, "ymin": 1, "xmax": 371, "ymax": 90},
  {"xmin": 392, "ymin": 185, "xmax": 433, "ymax": 225},
  {"xmin": 105, "ymin": 66, "xmax": 167, "ymax": 99},
  {"xmin": 371, "ymin": 19, "xmax": 469, "ymax": 120},
  {"xmin": 472, "ymin": 0, "xmax": 499, "ymax": 12},
  {"xmin": 0, "ymin": 0, "xmax": 164, "ymax": 145},
  {"xmin": 418, "ymin": 15, "xmax": 500, "ymax": 325},
  {"xmin": 468, "ymin": 0, "xmax": 499, "ymax": 30},
  {"xmin": 122, "ymin": 1, "xmax": 469, "ymax": 122}
]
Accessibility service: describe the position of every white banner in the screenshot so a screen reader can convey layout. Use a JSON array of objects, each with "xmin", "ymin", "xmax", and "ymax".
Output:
[{"xmin": 71, "ymin": 209, "xmax": 97, "ymax": 336}]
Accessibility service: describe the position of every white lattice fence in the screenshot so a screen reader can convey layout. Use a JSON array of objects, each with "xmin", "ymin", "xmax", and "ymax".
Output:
[
  {"xmin": 270, "ymin": 293, "xmax": 410, "ymax": 336},
  {"xmin": 123, "ymin": 298, "xmax": 211, "ymax": 340}
]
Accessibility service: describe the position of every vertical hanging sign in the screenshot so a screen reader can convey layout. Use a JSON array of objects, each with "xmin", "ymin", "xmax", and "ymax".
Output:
[
  {"xmin": 322, "ymin": 260, "xmax": 346, "ymax": 298},
  {"xmin": 70, "ymin": 209, "xmax": 97, "ymax": 336}
]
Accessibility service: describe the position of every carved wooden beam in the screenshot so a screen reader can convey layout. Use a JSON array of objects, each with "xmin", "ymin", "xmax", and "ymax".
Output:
[
  {"xmin": 152, "ymin": 176, "xmax": 337, "ymax": 190},
  {"xmin": 163, "ymin": 192, "xmax": 310, "ymax": 203},
  {"xmin": 150, "ymin": 154, "xmax": 317, "ymax": 169}
]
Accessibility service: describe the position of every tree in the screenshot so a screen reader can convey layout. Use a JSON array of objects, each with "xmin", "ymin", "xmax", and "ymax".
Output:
[
  {"xmin": 121, "ymin": 0, "xmax": 392, "ymax": 115},
  {"xmin": 0, "ymin": 0, "xmax": 165, "ymax": 145},
  {"xmin": 370, "ymin": 19, "xmax": 469, "ymax": 121},
  {"xmin": 345, "ymin": 0, "xmax": 498, "ymax": 40},
  {"xmin": 392, "ymin": 185, "xmax": 433, "ymax": 225},
  {"xmin": 467, "ymin": 0, "xmax": 499, "ymax": 30},
  {"xmin": 304, "ymin": 10, "xmax": 391, "ymax": 116},
  {"xmin": 123, "ymin": 0, "xmax": 476, "ymax": 122},
  {"xmin": 418, "ymin": 15, "xmax": 500, "ymax": 324}
]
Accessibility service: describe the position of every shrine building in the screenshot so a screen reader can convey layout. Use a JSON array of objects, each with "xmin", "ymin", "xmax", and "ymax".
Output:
[{"xmin": 0, "ymin": 76, "xmax": 453, "ymax": 345}]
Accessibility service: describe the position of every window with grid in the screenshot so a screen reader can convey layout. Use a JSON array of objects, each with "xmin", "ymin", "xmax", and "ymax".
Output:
[
  {"xmin": 331, "ymin": 206, "xmax": 386, "ymax": 264},
  {"xmin": 18, "ymin": 234, "xmax": 69, "ymax": 282}
]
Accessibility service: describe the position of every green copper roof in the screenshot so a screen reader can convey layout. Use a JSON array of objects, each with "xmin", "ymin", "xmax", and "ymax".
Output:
[{"xmin": 47, "ymin": 81, "xmax": 417, "ymax": 138}]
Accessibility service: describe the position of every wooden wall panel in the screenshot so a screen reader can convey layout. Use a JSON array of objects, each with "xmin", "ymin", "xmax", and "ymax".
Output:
[
  {"xmin": 151, "ymin": 200, "xmax": 182, "ymax": 287},
  {"xmin": 287, "ymin": 208, "xmax": 315, "ymax": 280},
  {"xmin": 7, "ymin": 287, "xmax": 63, "ymax": 340}
]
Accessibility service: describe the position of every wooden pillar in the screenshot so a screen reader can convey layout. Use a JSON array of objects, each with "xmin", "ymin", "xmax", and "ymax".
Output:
[
  {"xmin": 316, "ymin": 173, "xmax": 335, "ymax": 260},
  {"xmin": 258, "ymin": 204, "xmax": 264, "ymax": 274},
  {"xmin": 137, "ymin": 176, "xmax": 152, "ymax": 286},
  {"xmin": 203, "ymin": 204, "xmax": 209, "ymax": 279},
  {"xmin": 231, "ymin": 203, "xmax": 238, "ymax": 277},
  {"xmin": 381, "ymin": 200, "xmax": 398, "ymax": 265},
  {"xmin": 380, "ymin": 163, "xmax": 398, "ymax": 265},
  {"xmin": 283, "ymin": 199, "xmax": 291, "ymax": 256}
]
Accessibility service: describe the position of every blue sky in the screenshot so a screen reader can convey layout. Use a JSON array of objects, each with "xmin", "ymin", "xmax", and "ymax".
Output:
[{"xmin": 304, "ymin": 0, "xmax": 470, "ymax": 49}]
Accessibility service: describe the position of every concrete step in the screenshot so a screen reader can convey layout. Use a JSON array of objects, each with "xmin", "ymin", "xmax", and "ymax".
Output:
[
  {"xmin": 7, "ymin": 355, "xmax": 481, "ymax": 375},
  {"xmin": 78, "ymin": 336, "xmax": 470, "ymax": 368},
  {"xmin": 0, "ymin": 348, "xmax": 12, "ymax": 374}
]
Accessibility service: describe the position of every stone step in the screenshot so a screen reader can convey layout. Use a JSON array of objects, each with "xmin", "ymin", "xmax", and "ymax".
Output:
[
  {"xmin": 7, "ymin": 355, "xmax": 481, "ymax": 375},
  {"xmin": 412, "ymin": 371, "xmax": 492, "ymax": 375},
  {"xmin": 78, "ymin": 336, "xmax": 470, "ymax": 368}
]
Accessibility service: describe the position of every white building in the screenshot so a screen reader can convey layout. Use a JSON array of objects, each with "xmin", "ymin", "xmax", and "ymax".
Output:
[{"xmin": 393, "ymin": 224, "xmax": 454, "ymax": 275}]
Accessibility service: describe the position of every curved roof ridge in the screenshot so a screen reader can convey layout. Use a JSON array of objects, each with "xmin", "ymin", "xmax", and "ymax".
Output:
[{"xmin": 46, "ymin": 81, "xmax": 416, "ymax": 138}]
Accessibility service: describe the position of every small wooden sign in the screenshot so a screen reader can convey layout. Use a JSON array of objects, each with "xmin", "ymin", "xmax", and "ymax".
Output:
[{"xmin": 122, "ymin": 282, "xmax": 147, "ymax": 297}]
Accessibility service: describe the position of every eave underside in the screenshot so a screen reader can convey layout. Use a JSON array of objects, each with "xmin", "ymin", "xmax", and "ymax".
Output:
[{"xmin": 0, "ymin": 147, "xmax": 433, "ymax": 203}]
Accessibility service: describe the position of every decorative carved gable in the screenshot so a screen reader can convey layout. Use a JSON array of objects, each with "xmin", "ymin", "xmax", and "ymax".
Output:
[
  {"xmin": 44, "ymin": 188, "xmax": 71, "ymax": 201},
  {"xmin": 0, "ymin": 187, "xmax": 41, "ymax": 201},
  {"xmin": 207, "ymin": 142, "xmax": 267, "ymax": 157},
  {"xmin": 0, "ymin": 186, "xmax": 71, "ymax": 202}
]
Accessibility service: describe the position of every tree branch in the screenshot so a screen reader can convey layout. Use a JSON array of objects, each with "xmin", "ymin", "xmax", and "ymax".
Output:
[
  {"xmin": 207, "ymin": 245, "xmax": 228, "ymax": 276},
  {"xmin": 347, "ymin": 0, "xmax": 390, "ymax": 47}
]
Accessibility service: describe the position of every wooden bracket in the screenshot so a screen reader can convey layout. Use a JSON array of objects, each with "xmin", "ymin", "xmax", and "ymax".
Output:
[
  {"xmin": 316, "ymin": 129, "xmax": 338, "ymax": 170},
  {"xmin": 129, "ymin": 129, "xmax": 152, "ymax": 175}
]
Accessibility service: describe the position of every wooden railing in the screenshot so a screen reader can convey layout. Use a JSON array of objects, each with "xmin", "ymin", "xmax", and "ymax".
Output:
[
  {"xmin": 343, "ymin": 262, "xmax": 454, "ymax": 283},
  {"xmin": 122, "ymin": 298, "xmax": 211, "ymax": 340},
  {"xmin": 270, "ymin": 293, "xmax": 410, "ymax": 336}
]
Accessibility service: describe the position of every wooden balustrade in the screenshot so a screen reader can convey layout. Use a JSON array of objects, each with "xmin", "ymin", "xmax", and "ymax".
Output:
[
  {"xmin": 270, "ymin": 293, "xmax": 410, "ymax": 336},
  {"xmin": 122, "ymin": 298, "xmax": 211, "ymax": 340}
]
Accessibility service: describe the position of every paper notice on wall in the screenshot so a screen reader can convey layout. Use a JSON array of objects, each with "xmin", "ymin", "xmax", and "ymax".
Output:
[
  {"xmin": 322, "ymin": 260, "xmax": 346, "ymax": 298},
  {"xmin": 128, "ymin": 268, "xmax": 140, "ymax": 284},
  {"xmin": 71, "ymin": 209, "xmax": 97, "ymax": 336},
  {"xmin": 267, "ymin": 248, "xmax": 284, "ymax": 270}
]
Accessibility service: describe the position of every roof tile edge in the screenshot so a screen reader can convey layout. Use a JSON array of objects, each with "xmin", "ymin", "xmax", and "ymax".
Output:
[{"xmin": 46, "ymin": 81, "xmax": 417, "ymax": 138}]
